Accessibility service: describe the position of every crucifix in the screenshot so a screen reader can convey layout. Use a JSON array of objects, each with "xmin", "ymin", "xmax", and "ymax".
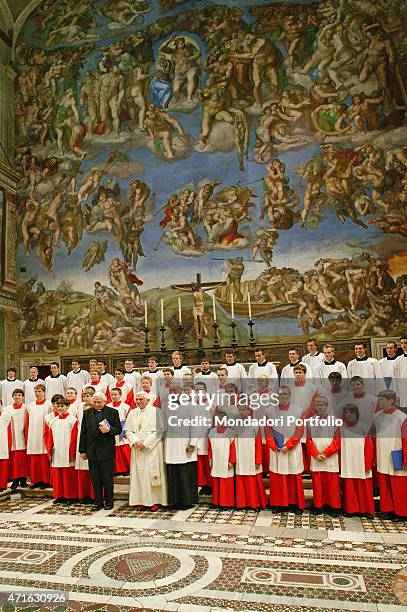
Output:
[{"xmin": 171, "ymin": 273, "xmax": 226, "ymax": 343}]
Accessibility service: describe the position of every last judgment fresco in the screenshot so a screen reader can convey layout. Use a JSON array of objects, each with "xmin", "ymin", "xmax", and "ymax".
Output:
[{"xmin": 14, "ymin": 0, "xmax": 407, "ymax": 355}]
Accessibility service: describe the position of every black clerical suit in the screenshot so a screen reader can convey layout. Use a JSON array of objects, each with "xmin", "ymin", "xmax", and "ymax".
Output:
[{"xmin": 78, "ymin": 405, "xmax": 121, "ymax": 507}]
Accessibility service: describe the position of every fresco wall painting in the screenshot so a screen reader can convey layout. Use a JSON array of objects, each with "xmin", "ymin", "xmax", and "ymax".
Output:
[{"xmin": 14, "ymin": 0, "xmax": 407, "ymax": 358}]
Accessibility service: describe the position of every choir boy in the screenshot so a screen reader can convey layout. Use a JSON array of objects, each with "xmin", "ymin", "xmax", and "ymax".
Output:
[
  {"xmin": 347, "ymin": 342, "xmax": 385, "ymax": 395},
  {"xmin": 66, "ymin": 388, "xmax": 80, "ymax": 417},
  {"xmin": 75, "ymin": 386, "xmax": 95, "ymax": 503},
  {"xmin": 23, "ymin": 367, "xmax": 44, "ymax": 406},
  {"xmin": 140, "ymin": 375, "xmax": 157, "ymax": 404},
  {"xmin": 171, "ymin": 351, "xmax": 191, "ymax": 378},
  {"xmin": 280, "ymin": 348, "xmax": 312, "ymax": 383},
  {"xmin": 194, "ymin": 356, "xmax": 218, "ymax": 394},
  {"xmin": 314, "ymin": 344, "xmax": 348, "ymax": 381},
  {"xmin": 4, "ymin": 389, "xmax": 27, "ymax": 490},
  {"xmin": 290, "ymin": 364, "xmax": 317, "ymax": 472},
  {"xmin": 253, "ymin": 375, "xmax": 274, "ymax": 473},
  {"xmin": 97, "ymin": 360, "xmax": 115, "ymax": 387},
  {"xmin": 66, "ymin": 360, "xmax": 90, "ymax": 395},
  {"xmin": 156, "ymin": 368, "xmax": 174, "ymax": 409},
  {"xmin": 345, "ymin": 376, "xmax": 377, "ymax": 429},
  {"xmin": 142, "ymin": 356, "xmax": 164, "ymax": 394},
  {"xmin": 108, "ymin": 387, "xmax": 131, "ymax": 475},
  {"xmin": 26, "ymin": 384, "xmax": 52, "ymax": 489},
  {"xmin": 0, "ymin": 405, "xmax": 11, "ymax": 490},
  {"xmin": 123, "ymin": 359, "xmax": 141, "ymax": 393},
  {"xmin": 290, "ymin": 364, "xmax": 317, "ymax": 415},
  {"xmin": 306, "ymin": 395, "xmax": 341, "ymax": 513},
  {"xmin": 340, "ymin": 403, "xmax": 375, "ymax": 516},
  {"xmin": 45, "ymin": 363, "xmax": 67, "ymax": 400},
  {"xmin": 379, "ymin": 341, "xmax": 399, "ymax": 389},
  {"xmin": 302, "ymin": 339, "xmax": 325, "ymax": 375},
  {"xmin": 373, "ymin": 390, "xmax": 407, "ymax": 517},
  {"xmin": 234, "ymin": 404, "xmax": 267, "ymax": 510},
  {"xmin": 194, "ymin": 381, "xmax": 213, "ymax": 495},
  {"xmin": 267, "ymin": 386, "xmax": 305, "ymax": 510},
  {"xmin": 46, "ymin": 398, "xmax": 78, "ymax": 505},
  {"xmin": 327, "ymin": 372, "xmax": 350, "ymax": 418},
  {"xmin": 0, "ymin": 368, "xmax": 23, "ymax": 408},
  {"xmin": 88, "ymin": 370, "xmax": 108, "ymax": 395},
  {"xmin": 208, "ymin": 411, "xmax": 236, "ymax": 507},
  {"xmin": 248, "ymin": 349, "xmax": 279, "ymax": 394},
  {"xmin": 109, "ymin": 368, "xmax": 135, "ymax": 408},
  {"xmin": 216, "ymin": 368, "xmax": 229, "ymax": 395},
  {"xmin": 44, "ymin": 394, "xmax": 64, "ymax": 450},
  {"xmin": 221, "ymin": 351, "xmax": 247, "ymax": 393}
]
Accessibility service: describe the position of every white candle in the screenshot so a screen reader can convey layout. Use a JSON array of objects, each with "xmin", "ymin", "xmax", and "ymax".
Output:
[
  {"xmin": 144, "ymin": 301, "xmax": 148, "ymax": 326},
  {"xmin": 248, "ymin": 292, "xmax": 252, "ymax": 320},
  {"xmin": 178, "ymin": 297, "xmax": 182, "ymax": 323},
  {"xmin": 160, "ymin": 298, "xmax": 164, "ymax": 326},
  {"xmin": 231, "ymin": 292, "xmax": 234, "ymax": 320},
  {"xmin": 212, "ymin": 293, "xmax": 217, "ymax": 322}
]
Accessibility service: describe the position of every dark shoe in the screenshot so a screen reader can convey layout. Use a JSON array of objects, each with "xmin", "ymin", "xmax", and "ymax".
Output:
[
  {"xmin": 30, "ymin": 482, "xmax": 40, "ymax": 489},
  {"xmin": 10, "ymin": 480, "xmax": 18, "ymax": 490},
  {"xmin": 19, "ymin": 478, "xmax": 27, "ymax": 487},
  {"xmin": 199, "ymin": 486, "xmax": 212, "ymax": 495},
  {"xmin": 104, "ymin": 503, "xmax": 114, "ymax": 510},
  {"xmin": 93, "ymin": 503, "xmax": 104, "ymax": 511},
  {"xmin": 53, "ymin": 498, "xmax": 65, "ymax": 505}
]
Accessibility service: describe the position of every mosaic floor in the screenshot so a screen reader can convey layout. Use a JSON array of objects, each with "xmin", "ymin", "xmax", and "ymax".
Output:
[{"xmin": 0, "ymin": 495, "xmax": 405, "ymax": 611}]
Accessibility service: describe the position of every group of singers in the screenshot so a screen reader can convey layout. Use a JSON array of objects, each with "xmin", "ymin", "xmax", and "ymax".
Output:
[{"xmin": 0, "ymin": 337, "xmax": 405, "ymax": 518}]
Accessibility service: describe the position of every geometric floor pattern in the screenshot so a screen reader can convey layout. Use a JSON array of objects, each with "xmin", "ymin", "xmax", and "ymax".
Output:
[{"xmin": 0, "ymin": 495, "xmax": 405, "ymax": 611}]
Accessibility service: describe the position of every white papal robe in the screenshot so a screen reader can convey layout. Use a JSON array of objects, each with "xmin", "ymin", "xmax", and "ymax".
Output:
[{"xmin": 125, "ymin": 403, "xmax": 167, "ymax": 507}]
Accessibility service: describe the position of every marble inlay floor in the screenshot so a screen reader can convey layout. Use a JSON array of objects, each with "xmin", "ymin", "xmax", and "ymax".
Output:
[{"xmin": 0, "ymin": 495, "xmax": 405, "ymax": 611}]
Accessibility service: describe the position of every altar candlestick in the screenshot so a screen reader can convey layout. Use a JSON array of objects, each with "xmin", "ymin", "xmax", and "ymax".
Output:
[
  {"xmin": 160, "ymin": 299, "xmax": 164, "ymax": 326},
  {"xmin": 212, "ymin": 293, "xmax": 217, "ymax": 321},
  {"xmin": 178, "ymin": 297, "xmax": 182, "ymax": 323},
  {"xmin": 144, "ymin": 301, "xmax": 148, "ymax": 326},
  {"xmin": 231, "ymin": 292, "xmax": 234, "ymax": 320},
  {"xmin": 248, "ymin": 292, "xmax": 252, "ymax": 320}
]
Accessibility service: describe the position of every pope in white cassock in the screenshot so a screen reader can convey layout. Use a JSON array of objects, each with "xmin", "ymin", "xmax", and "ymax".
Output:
[{"xmin": 125, "ymin": 392, "xmax": 167, "ymax": 508}]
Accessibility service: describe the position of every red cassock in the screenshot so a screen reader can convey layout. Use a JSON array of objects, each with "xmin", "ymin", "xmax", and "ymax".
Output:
[
  {"xmin": 75, "ymin": 405, "xmax": 94, "ymax": 500},
  {"xmin": 267, "ymin": 414, "xmax": 305, "ymax": 509},
  {"xmin": 341, "ymin": 434, "xmax": 375, "ymax": 515},
  {"xmin": 306, "ymin": 427, "xmax": 341, "ymax": 509},
  {"xmin": 77, "ymin": 470, "xmax": 93, "ymax": 499},
  {"xmin": 44, "ymin": 410, "xmax": 59, "ymax": 485},
  {"xmin": 374, "ymin": 407, "xmax": 407, "ymax": 517},
  {"xmin": 26, "ymin": 400, "xmax": 52, "ymax": 484},
  {"xmin": 46, "ymin": 414, "xmax": 78, "ymax": 499},
  {"xmin": 109, "ymin": 401, "xmax": 131, "ymax": 474},
  {"xmin": 0, "ymin": 412, "xmax": 12, "ymax": 488},
  {"xmin": 197, "ymin": 454, "xmax": 212, "ymax": 487},
  {"xmin": 235, "ymin": 427, "xmax": 267, "ymax": 509},
  {"xmin": 5, "ymin": 403, "xmax": 28, "ymax": 480},
  {"xmin": 208, "ymin": 429, "xmax": 236, "ymax": 506},
  {"xmin": 109, "ymin": 380, "xmax": 135, "ymax": 409}
]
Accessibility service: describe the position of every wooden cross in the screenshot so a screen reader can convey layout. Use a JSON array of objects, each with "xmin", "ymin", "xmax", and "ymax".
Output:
[
  {"xmin": 172, "ymin": 273, "xmax": 226, "ymax": 291},
  {"xmin": 171, "ymin": 273, "xmax": 226, "ymax": 345}
]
